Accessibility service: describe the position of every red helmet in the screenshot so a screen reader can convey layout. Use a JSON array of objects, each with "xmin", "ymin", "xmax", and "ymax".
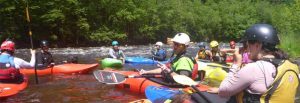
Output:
[{"xmin": 1, "ymin": 41, "xmax": 15, "ymax": 52}]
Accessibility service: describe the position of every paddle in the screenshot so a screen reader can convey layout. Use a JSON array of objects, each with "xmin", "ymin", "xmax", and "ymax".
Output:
[
  {"xmin": 24, "ymin": 0, "xmax": 38, "ymax": 84},
  {"xmin": 173, "ymin": 75, "xmax": 212, "ymax": 103},
  {"xmin": 93, "ymin": 70, "xmax": 161, "ymax": 84}
]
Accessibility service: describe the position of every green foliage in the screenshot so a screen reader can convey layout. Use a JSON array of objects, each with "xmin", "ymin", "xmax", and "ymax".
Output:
[{"xmin": 0, "ymin": 0, "xmax": 299, "ymax": 57}]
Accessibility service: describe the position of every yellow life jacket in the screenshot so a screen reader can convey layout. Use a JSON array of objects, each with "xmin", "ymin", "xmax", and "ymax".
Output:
[
  {"xmin": 197, "ymin": 61, "xmax": 228, "ymax": 87},
  {"xmin": 234, "ymin": 59, "xmax": 299, "ymax": 103}
]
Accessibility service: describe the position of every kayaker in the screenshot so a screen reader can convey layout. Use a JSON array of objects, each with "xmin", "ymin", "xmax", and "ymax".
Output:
[
  {"xmin": 207, "ymin": 40, "xmax": 227, "ymax": 63},
  {"xmin": 151, "ymin": 41, "xmax": 167, "ymax": 61},
  {"xmin": 109, "ymin": 41, "xmax": 125, "ymax": 63},
  {"xmin": 140, "ymin": 33, "xmax": 194, "ymax": 81},
  {"xmin": 229, "ymin": 41, "xmax": 236, "ymax": 49},
  {"xmin": 194, "ymin": 42, "xmax": 210, "ymax": 61},
  {"xmin": 0, "ymin": 40, "xmax": 36, "ymax": 83},
  {"xmin": 36, "ymin": 40, "xmax": 54, "ymax": 69},
  {"xmin": 207, "ymin": 24, "xmax": 299, "ymax": 103}
]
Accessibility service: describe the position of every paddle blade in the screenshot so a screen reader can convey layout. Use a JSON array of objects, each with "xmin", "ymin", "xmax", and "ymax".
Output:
[
  {"xmin": 93, "ymin": 70, "xmax": 126, "ymax": 84},
  {"xmin": 173, "ymin": 75, "xmax": 198, "ymax": 86}
]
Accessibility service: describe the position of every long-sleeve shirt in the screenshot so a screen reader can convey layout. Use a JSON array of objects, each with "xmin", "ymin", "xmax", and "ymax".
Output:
[
  {"xmin": 109, "ymin": 48, "xmax": 125, "ymax": 59},
  {"xmin": 218, "ymin": 60, "xmax": 276, "ymax": 97},
  {"xmin": 13, "ymin": 53, "xmax": 36, "ymax": 69}
]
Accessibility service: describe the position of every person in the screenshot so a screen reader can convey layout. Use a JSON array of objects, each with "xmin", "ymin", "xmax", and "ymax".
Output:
[
  {"xmin": 207, "ymin": 40, "xmax": 227, "ymax": 63},
  {"xmin": 151, "ymin": 41, "xmax": 167, "ymax": 61},
  {"xmin": 207, "ymin": 24, "xmax": 299, "ymax": 103},
  {"xmin": 194, "ymin": 42, "xmax": 210, "ymax": 61},
  {"xmin": 140, "ymin": 33, "xmax": 194, "ymax": 81},
  {"xmin": 36, "ymin": 40, "xmax": 54, "ymax": 69},
  {"xmin": 229, "ymin": 41, "xmax": 236, "ymax": 49},
  {"xmin": 0, "ymin": 40, "xmax": 36, "ymax": 83},
  {"xmin": 109, "ymin": 41, "xmax": 125, "ymax": 63}
]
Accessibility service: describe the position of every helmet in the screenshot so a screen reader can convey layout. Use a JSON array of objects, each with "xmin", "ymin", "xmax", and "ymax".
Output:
[
  {"xmin": 210, "ymin": 40, "xmax": 219, "ymax": 48},
  {"xmin": 171, "ymin": 33, "xmax": 190, "ymax": 45},
  {"xmin": 40, "ymin": 40, "xmax": 49, "ymax": 47},
  {"xmin": 198, "ymin": 42, "xmax": 206, "ymax": 48},
  {"xmin": 241, "ymin": 24, "xmax": 279, "ymax": 45},
  {"xmin": 1, "ymin": 41, "xmax": 15, "ymax": 52},
  {"xmin": 112, "ymin": 41, "xmax": 119, "ymax": 46},
  {"xmin": 155, "ymin": 41, "xmax": 163, "ymax": 46}
]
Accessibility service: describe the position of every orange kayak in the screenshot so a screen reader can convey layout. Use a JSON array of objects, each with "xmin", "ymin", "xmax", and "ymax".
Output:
[
  {"xmin": 0, "ymin": 76, "xmax": 28, "ymax": 98},
  {"xmin": 20, "ymin": 63, "xmax": 99, "ymax": 76},
  {"xmin": 105, "ymin": 70, "xmax": 210, "ymax": 94}
]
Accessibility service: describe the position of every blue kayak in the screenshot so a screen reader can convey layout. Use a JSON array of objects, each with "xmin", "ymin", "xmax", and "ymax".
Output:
[
  {"xmin": 145, "ymin": 86, "xmax": 182, "ymax": 103},
  {"xmin": 145, "ymin": 86, "xmax": 228, "ymax": 103},
  {"xmin": 125, "ymin": 56, "xmax": 169, "ymax": 64}
]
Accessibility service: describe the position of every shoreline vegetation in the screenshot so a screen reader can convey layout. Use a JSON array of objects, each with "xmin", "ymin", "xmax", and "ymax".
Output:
[{"xmin": 0, "ymin": 0, "xmax": 299, "ymax": 58}]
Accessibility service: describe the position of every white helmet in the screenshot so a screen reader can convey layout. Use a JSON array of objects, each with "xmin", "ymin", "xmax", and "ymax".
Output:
[
  {"xmin": 155, "ymin": 41, "xmax": 163, "ymax": 46},
  {"xmin": 171, "ymin": 33, "xmax": 190, "ymax": 45}
]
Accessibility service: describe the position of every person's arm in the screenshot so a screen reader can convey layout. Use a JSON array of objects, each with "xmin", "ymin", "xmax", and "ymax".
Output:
[
  {"xmin": 14, "ymin": 49, "xmax": 36, "ymax": 68},
  {"xmin": 109, "ymin": 49, "xmax": 117, "ymax": 58},
  {"xmin": 120, "ymin": 50, "xmax": 125, "ymax": 63},
  {"xmin": 217, "ymin": 64, "xmax": 254, "ymax": 97},
  {"xmin": 139, "ymin": 68, "xmax": 162, "ymax": 74},
  {"xmin": 206, "ymin": 50, "xmax": 213, "ymax": 61}
]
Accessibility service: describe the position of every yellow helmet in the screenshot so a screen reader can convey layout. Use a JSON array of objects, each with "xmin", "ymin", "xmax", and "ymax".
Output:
[{"xmin": 210, "ymin": 40, "xmax": 219, "ymax": 48}]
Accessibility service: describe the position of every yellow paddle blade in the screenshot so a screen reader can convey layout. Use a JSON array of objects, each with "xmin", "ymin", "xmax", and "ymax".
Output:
[{"xmin": 173, "ymin": 75, "xmax": 198, "ymax": 86}]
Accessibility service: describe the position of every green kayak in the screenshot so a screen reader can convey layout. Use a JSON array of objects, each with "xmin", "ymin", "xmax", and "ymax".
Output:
[{"xmin": 100, "ymin": 58, "xmax": 123, "ymax": 69}]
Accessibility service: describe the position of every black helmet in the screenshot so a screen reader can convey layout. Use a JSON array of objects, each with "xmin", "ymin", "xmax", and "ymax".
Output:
[
  {"xmin": 40, "ymin": 40, "xmax": 49, "ymax": 47},
  {"xmin": 241, "ymin": 24, "xmax": 279, "ymax": 46}
]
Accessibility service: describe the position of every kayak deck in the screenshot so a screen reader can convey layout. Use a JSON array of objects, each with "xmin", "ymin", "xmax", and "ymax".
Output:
[{"xmin": 20, "ymin": 63, "xmax": 99, "ymax": 76}]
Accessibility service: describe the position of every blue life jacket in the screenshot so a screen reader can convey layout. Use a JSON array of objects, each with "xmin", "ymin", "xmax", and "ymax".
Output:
[{"xmin": 0, "ymin": 54, "xmax": 15, "ymax": 68}]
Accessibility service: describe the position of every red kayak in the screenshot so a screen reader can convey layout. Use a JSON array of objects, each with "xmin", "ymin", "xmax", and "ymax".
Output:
[
  {"xmin": 96, "ymin": 69, "xmax": 210, "ymax": 94},
  {"xmin": 0, "ymin": 75, "xmax": 28, "ymax": 98},
  {"xmin": 20, "ymin": 63, "xmax": 99, "ymax": 76}
]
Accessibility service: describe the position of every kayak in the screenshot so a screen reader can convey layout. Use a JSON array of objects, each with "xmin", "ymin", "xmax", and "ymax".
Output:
[
  {"xmin": 197, "ymin": 61, "xmax": 228, "ymax": 87},
  {"xmin": 20, "ymin": 63, "xmax": 99, "ymax": 76},
  {"xmin": 145, "ymin": 86, "xmax": 228, "ymax": 103},
  {"xmin": 0, "ymin": 75, "xmax": 28, "ymax": 98},
  {"xmin": 125, "ymin": 56, "xmax": 168, "ymax": 64},
  {"xmin": 101, "ymin": 58, "xmax": 123, "ymax": 69},
  {"xmin": 98, "ymin": 69, "xmax": 215, "ymax": 94}
]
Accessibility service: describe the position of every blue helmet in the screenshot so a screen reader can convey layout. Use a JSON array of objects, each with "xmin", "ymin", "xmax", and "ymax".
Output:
[{"xmin": 112, "ymin": 41, "xmax": 119, "ymax": 46}]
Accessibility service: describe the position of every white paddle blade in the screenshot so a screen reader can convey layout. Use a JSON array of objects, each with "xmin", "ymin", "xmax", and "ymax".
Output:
[
  {"xmin": 93, "ymin": 70, "xmax": 126, "ymax": 85},
  {"xmin": 173, "ymin": 75, "xmax": 198, "ymax": 86}
]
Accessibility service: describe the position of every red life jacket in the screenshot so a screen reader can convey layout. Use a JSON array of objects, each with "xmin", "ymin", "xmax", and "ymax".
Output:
[{"xmin": 0, "ymin": 54, "xmax": 20, "ymax": 81}]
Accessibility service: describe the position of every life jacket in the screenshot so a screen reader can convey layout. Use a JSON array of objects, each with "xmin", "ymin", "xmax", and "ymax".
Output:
[
  {"xmin": 0, "ymin": 54, "xmax": 21, "ymax": 81},
  {"xmin": 212, "ymin": 51, "xmax": 226, "ymax": 63},
  {"xmin": 197, "ymin": 50, "xmax": 209, "ymax": 60},
  {"xmin": 165, "ymin": 55, "xmax": 198, "ymax": 79},
  {"xmin": 233, "ymin": 59, "xmax": 299, "ymax": 103}
]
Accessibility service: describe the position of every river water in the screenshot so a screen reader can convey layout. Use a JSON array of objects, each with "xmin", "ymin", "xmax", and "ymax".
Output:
[{"xmin": 1, "ymin": 44, "xmax": 300, "ymax": 103}]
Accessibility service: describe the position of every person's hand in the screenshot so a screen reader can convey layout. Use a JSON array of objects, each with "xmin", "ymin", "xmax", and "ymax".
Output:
[
  {"xmin": 30, "ymin": 49, "xmax": 36, "ymax": 55},
  {"xmin": 48, "ymin": 63, "xmax": 55, "ymax": 67},
  {"xmin": 207, "ymin": 87, "xmax": 219, "ymax": 94},
  {"xmin": 157, "ymin": 62, "xmax": 170, "ymax": 72},
  {"xmin": 139, "ymin": 69, "xmax": 147, "ymax": 75}
]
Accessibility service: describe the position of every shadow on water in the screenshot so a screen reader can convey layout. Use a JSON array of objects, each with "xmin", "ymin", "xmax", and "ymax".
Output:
[{"xmin": 1, "ymin": 44, "xmax": 299, "ymax": 102}]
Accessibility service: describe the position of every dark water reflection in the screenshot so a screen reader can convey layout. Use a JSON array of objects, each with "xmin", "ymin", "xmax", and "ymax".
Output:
[{"xmin": 1, "ymin": 44, "xmax": 299, "ymax": 103}]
